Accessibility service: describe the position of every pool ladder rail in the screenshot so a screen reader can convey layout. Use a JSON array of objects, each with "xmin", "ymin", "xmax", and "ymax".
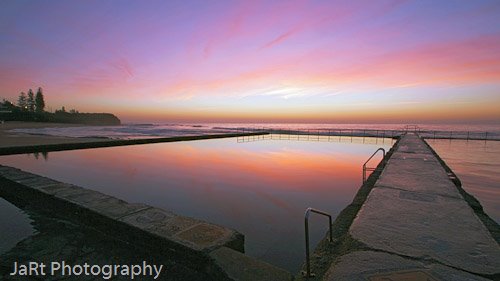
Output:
[
  {"xmin": 302, "ymin": 207, "xmax": 334, "ymax": 279},
  {"xmin": 362, "ymin": 148, "xmax": 386, "ymax": 184}
]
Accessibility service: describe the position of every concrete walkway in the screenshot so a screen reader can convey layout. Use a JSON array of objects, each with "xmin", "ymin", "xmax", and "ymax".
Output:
[{"xmin": 324, "ymin": 133, "xmax": 500, "ymax": 281}]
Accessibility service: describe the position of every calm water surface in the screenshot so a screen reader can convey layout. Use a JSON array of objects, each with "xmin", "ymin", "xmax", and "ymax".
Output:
[
  {"xmin": 427, "ymin": 139, "xmax": 500, "ymax": 223},
  {"xmin": 0, "ymin": 198, "xmax": 34, "ymax": 254},
  {"xmin": 0, "ymin": 136, "xmax": 393, "ymax": 272}
]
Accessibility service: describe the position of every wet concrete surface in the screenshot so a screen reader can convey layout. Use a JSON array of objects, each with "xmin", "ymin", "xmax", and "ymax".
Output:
[{"xmin": 323, "ymin": 251, "xmax": 491, "ymax": 281}]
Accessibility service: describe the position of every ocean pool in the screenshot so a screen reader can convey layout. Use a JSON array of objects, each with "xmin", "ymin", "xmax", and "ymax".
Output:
[{"xmin": 0, "ymin": 135, "xmax": 393, "ymax": 272}]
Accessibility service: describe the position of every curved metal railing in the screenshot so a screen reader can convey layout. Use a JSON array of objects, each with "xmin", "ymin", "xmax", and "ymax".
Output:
[{"xmin": 362, "ymin": 148, "xmax": 386, "ymax": 183}]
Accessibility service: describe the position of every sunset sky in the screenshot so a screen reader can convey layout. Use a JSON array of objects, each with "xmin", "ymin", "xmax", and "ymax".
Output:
[{"xmin": 1, "ymin": 0, "xmax": 500, "ymax": 123}]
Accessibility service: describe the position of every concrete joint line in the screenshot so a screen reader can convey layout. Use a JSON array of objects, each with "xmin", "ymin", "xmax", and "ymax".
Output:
[
  {"xmin": 115, "ymin": 206, "xmax": 154, "ymax": 220},
  {"xmin": 373, "ymin": 185, "xmax": 463, "ymax": 200},
  {"xmin": 360, "ymin": 248, "xmax": 492, "ymax": 279}
]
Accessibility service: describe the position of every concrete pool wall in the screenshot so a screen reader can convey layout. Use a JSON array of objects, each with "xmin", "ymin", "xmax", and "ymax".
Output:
[
  {"xmin": 0, "ymin": 132, "xmax": 269, "ymax": 155},
  {"xmin": 0, "ymin": 165, "xmax": 293, "ymax": 281}
]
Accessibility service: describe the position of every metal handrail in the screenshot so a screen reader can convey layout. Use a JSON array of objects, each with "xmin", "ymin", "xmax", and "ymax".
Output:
[
  {"xmin": 362, "ymin": 148, "xmax": 386, "ymax": 183},
  {"xmin": 302, "ymin": 207, "xmax": 333, "ymax": 278},
  {"xmin": 403, "ymin": 124, "xmax": 420, "ymax": 132}
]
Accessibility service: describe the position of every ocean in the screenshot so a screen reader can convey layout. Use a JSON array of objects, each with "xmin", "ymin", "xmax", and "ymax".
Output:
[
  {"xmin": 8, "ymin": 122, "xmax": 500, "ymax": 140},
  {"xmin": 427, "ymin": 139, "xmax": 500, "ymax": 223}
]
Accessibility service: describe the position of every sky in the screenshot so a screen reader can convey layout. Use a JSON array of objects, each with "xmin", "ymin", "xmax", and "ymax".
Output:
[{"xmin": 1, "ymin": 0, "xmax": 500, "ymax": 123}]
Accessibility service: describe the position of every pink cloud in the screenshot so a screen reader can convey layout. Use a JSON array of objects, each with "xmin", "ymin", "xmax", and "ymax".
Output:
[{"xmin": 110, "ymin": 58, "xmax": 134, "ymax": 79}]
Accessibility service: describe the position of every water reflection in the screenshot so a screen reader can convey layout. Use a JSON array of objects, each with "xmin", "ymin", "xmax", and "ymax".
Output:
[
  {"xmin": 427, "ymin": 139, "xmax": 500, "ymax": 223},
  {"xmin": 32, "ymin": 151, "xmax": 49, "ymax": 161},
  {"xmin": 0, "ymin": 136, "xmax": 393, "ymax": 272},
  {"xmin": 0, "ymin": 198, "xmax": 34, "ymax": 255}
]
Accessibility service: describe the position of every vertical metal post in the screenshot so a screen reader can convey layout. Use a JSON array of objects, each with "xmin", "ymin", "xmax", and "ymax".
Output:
[
  {"xmin": 303, "ymin": 208, "xmax": 333, "ymax": 278},
  {"xmin": 362, "ymin": 167, "xmax": 366, "ymax": 184},
  {"xmin": 304, "ymin": 215, "xmax": 311, "ymax": 277}
]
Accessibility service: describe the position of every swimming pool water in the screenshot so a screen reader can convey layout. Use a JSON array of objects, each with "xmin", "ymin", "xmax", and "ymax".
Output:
[{"xmin": 0, "ymin": 136, "xmax": 393, "ymax": 272}]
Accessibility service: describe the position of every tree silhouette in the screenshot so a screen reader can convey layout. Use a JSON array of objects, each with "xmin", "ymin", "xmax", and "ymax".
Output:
[
  {"xmin": 17, "ymin": 92, "xmax": 27, "ymax": 110},
  {"xmin": 27, "ymin": 89, "xmax": 35, "ymax": 112},
  {"xmin": 35, "ymin": 87, "xmax": 45, "ymax": 113}
]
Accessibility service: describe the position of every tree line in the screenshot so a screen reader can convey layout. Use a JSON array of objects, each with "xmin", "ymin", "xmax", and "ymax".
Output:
[
  {"xmin": 1, "ymin": 87, "xmax": 77, "ymax": 114},
  {"xmin": 1, "ymin": 87, "xmax": 121, "ymax": 125},
  {"xmin": 16, "ymin": 87, "xmax": 46, "ymax": 113}
]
